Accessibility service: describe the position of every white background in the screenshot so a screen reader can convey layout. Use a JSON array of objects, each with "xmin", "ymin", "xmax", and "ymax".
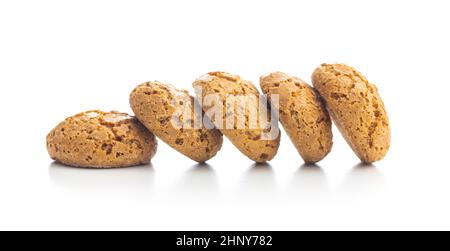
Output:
[{"xmin": 0, "ymin": 0, "xmax": 449, "ymax": 230}]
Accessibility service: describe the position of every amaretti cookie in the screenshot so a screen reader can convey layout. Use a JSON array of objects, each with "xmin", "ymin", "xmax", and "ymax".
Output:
[
  {"xmin": 130, "ymin": 81, "xmax": 223, "ymax": 163},
  {"xmin": 46, "ymin": 110, "xmax": 157, "ymax": 168},
  {"xmin": 312, "ymin": 64, "xmax": 390, "ymax": 163},
  {"xmin": 193, "ymin": 72, "xmax": 281, "ymax": 163},
  {"xmin": 260, "ymin": 72, "xmax": 333, "ymax": 163}
]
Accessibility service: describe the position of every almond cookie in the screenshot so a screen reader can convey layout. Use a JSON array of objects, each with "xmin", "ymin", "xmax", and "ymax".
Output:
[
  {"xmin": 46, "ymin": 111, "xmax": 157, "ymax": 168},
  {"xmin": 130, "ymin": 81, "xmax": 223, "ymax": 163},
  {"xmin": 260, "ymin": 72, "xmax": 333, "ymax": 163},
  {"xmin": 312, "ymin": 64, "xmax": 390, "ymax": 163},
  {"xmin": 193, "ymin": 72, "xmax": 281, "ymax": 163}
]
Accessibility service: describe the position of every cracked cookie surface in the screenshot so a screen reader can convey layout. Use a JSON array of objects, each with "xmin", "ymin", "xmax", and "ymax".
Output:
[
  {"xmin": 130, "ymin": 81, "xmax": 223, "ymax": 163},
  {"xmin": 193, "ymin": 72, "xmax": 281, "ymax": 163},
  {"xmin": 312, "ymin": 64, "xmax": 390, "ymax": 163},
  {"xmin": 260, "ymin": 72, "xmax": 333, "ymax": 163},
  {"xmin": 46, "ymin": 110, "xmax": 157, "ymax": 168}
]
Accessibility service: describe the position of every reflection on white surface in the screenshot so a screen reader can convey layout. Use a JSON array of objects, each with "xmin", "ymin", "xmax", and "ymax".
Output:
[
  {"xmin": 171, "ymin": 163, "xmax": 219, "ymax": 202},
  {"xmin": 288, "ymin": 164, "xmax": 330, "ymax": 200},
  {"xmin": 48, "ymin": 162, "xmax": 155, "ymax": 198},
  {"xmin": 39, "ymin": 160, "xmax": 415, "ymax": 229},
  {"xmin": 339, "ymin": 163, "xmax": 385, "ymax": 197},
  {"xmin": 49, "ymin": 161, "xmax": 387, "ymax": 200},
  {"xmin": 238, "ymin": 163, "xmax": 278, "ymax": 203}
]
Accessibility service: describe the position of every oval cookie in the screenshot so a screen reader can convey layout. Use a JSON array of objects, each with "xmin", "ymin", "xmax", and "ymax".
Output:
[
  {"xmin": 46, "ymin": 110, "xmax": 157, "ymax": 168},
  {"xmin": 193, "ymin": 72, "xmax": 281, "ymax": 163},
  {"xmin": 260, "ymin": 72, "xmax": 333, "ymax": 163},
  {"xmin": 130, "ymin": 81, "xmax": 223, "ymax": 163},
  {"xmin": 312, "ymin": 64, "xmax": 390, "ymax": 163}
]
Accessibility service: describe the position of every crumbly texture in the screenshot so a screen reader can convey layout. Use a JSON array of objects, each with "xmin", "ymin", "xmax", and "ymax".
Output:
[
  {"xmin": 46, "ymin": 111, "xmax": 157, "ymax": 168},
  {"xmin": 260, "ymin": 72, "xmax": 333, "ymax": 163},
  {"xmin": 130, "ymin": 81, "xmax": 223, "ymax": 163},
  {"xmin": 193, "ymin": 72, "xmax": 281, "ymax": 163},
  {"xmin": 312, "ymin": 64, "xmax": 390, "ymax": 163}
]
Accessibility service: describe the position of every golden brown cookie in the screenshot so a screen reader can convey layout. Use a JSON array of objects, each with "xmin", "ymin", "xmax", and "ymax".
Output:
[
  {"xmin": 312, "ymin": 64, "xmax": 390, "ymax": 163},
  {"xmin": 130, "ymin": 81, "xmax": 223, "ymax": 163},
  {"xmin": 46, "ymin": 111, "xmax": 157, "ymax": 168},
  {"xmin": 193, "ymin": 72, "xmax": 281, "ymax": 163},
  {"xmin": 260, "ymin": 72, "xmax": 333, "ymax": 163}
]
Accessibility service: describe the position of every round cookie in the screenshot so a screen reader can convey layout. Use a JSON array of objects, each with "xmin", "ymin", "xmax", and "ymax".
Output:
[
  {"xmin": 46, "ymin": 111, "xmax": 157, "ymax": 168},
  {"xmin": 130, "ymin": 81, "xmax": 223, "ymax": 163},
  {"xmin": 193, "ymin": 72, "xmax": 281, "ymax": 163},
  {"xmin": 312, "ymin": 63, "xmax": 390, "ymax": 163},
  {"xmin": 260, "ymin": 72, "xmax": 333, "ymax": 163}
]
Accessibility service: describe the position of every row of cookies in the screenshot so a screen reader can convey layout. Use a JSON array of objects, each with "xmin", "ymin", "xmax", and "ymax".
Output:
[{"xmin": 46, "ymin": 63, "xmax": 390, "ymax": 168}]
